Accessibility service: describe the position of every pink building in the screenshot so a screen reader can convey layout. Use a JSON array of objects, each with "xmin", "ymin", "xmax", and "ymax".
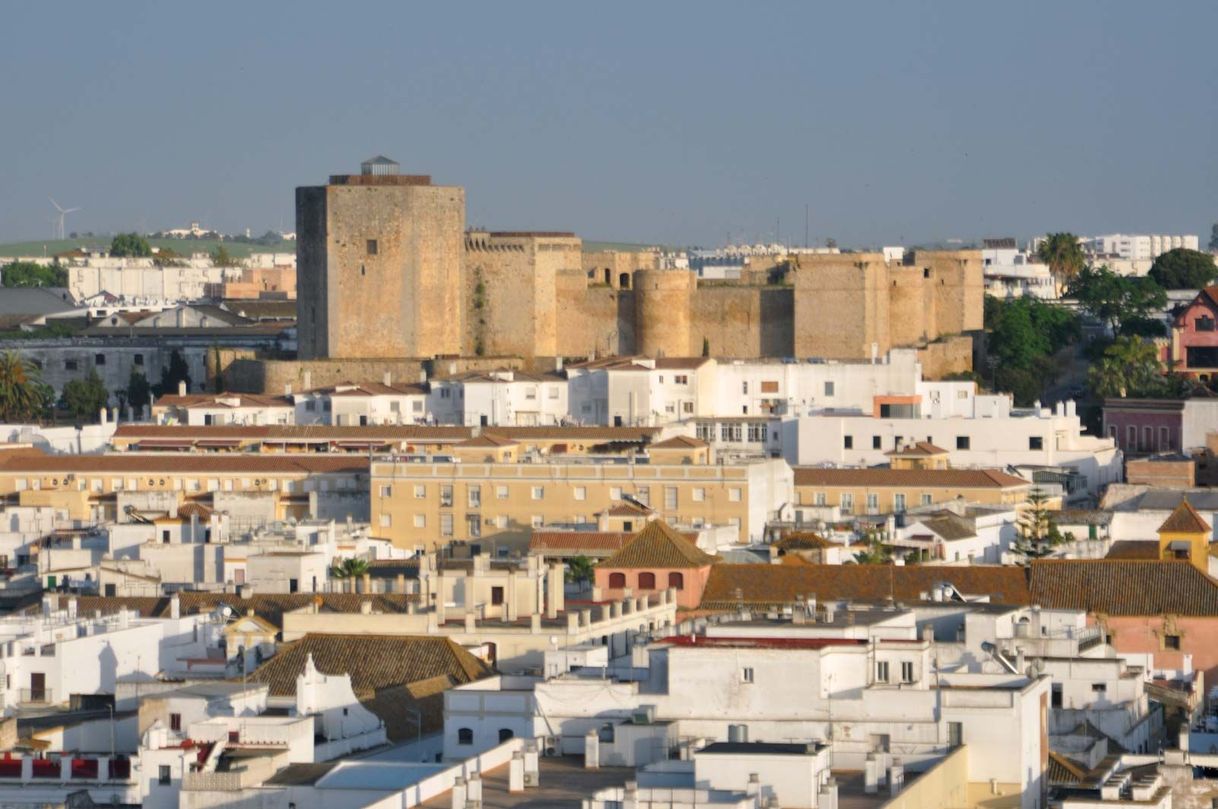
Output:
[
  {"xmin": 1170, "ymin": 286, "xmax": 1218, "ymax": 378},
  {"xmin": 1102, "ymin": 399, "xmax": 1183, "ymax": 456},
  {"xmin": 595, "ymin": 520, "xmax": 718, "ymax": 610}
]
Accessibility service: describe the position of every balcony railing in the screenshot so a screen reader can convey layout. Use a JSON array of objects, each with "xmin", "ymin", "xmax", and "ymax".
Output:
[{"xmin": 18, "ymin": 688, "xmax": 52, "ymax": 705}]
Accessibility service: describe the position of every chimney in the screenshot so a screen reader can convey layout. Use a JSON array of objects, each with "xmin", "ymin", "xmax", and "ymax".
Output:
[
  {"xmin": 177, "ymin": 380, "xmax": 186, "ymax": 396},
  {"xmin": 99, "ymin": 407, "xmax": 108, "ymax": 425},
  {"xmin": 303, "ymin": 370, "xmax": 312, "ymax": 390},
  {"xmin": 383, "ymin": 371, "xmax": 392, "ymax": 386},
  {"xmin": 451, "ymin": 776, "xmax": 467, "ymax": 809},
  {"xmin": 169, "ymin": 593, "xmax": 180, "ymax": 620},
  {"xmin": 418, "ymin": 369, "xmax": 427, "ymax": 384},
  {"xmin": 284, "ymin": 383, "xmax": 292, "ymax": 396}
]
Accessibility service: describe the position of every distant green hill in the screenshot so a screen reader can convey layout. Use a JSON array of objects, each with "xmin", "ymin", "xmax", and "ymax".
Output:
[{"xmin": 0, "ymin": 238, "xmax": 292, "ymax": 260}]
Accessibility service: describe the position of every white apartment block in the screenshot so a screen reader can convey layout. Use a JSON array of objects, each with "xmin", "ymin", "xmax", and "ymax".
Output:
[
  {"xmin": 1082, "ymin": 233, "xmax": 1199, "ymax": 262},
  {"xmin": 982, "ymin": 247, "xmax": 1056, "ymax": 299},
  {"xmin": 784, "ymin": 399, "xmax": 1121, "ymax": 497},
  {"xmin": 461, "ymin": 369, "xmax": 569, "ymax": 427},
  {"xmin": 294, "ymin": 380, "xmax": 433, "ymax": 426}
]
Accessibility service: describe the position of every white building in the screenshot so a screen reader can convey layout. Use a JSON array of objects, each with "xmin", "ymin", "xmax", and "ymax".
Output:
[
  {"xmin": 982, "ymin": 247, "xmax": 1056, "ymax": 299},
  {"xmin": 783, "ymin": 398, "xmax": 1121, "ymax": 499},
  {"xmin": 1082, "ymin": 234, "xmax": 1199, "ymax": 262},
  {"xmin": 294, "ymin": 379, "xmax": 433, "ymax": 426},
  {"xmin": 460, "ymin": 369, "xmax": 569, "ymax": 427},
  {"xmin": 152, "ymin": 387, "xmax": 295, "ymax": 426}
]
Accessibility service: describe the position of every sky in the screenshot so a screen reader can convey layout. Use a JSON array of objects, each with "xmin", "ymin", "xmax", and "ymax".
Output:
[{"xmin": 1, "ymin": 1, "xmax": 1215, "ymax": 249}]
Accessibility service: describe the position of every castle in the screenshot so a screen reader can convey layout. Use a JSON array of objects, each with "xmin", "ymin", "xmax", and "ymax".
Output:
[{"xmin": 278, "ymin": 158, "xmax": 983, "ymax": 388}]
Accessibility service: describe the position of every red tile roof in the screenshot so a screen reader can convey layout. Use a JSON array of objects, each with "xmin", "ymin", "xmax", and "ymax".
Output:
[
  {"xmin": 600, "ymin": 521, "xmax": 717, "ymax": 569},
  {"xmin": 1157, "ymin": 499, "xmax": 1211, "ymax": 535},
  {"xmin": 793, "ymin": 467, "xmax": 1030, "ymax": 489},
  {"xmin": 0, "ymin": 449, "xmax": 367, "ymax": 475}
]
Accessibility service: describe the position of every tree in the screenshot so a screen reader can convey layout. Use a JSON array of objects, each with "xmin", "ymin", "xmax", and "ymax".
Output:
[
  {"xmin": 564, "ymin": 555, "xmax": 595, "ymax": 585},
  {"xmin": 210, "ymin": 245, "xmax": 238, "ymax": 267},
  {"xmin": 329, "ymin": 557, "xmax": 369, "ymax": 579},
  {"xmin": 62, "ymin": 370, "xmax": 109, "ymax": 422},
  {"xmin": 1036, "ymin": 233, "xmax": 1085, "ymax": 292},
  {"xmin": 1148, "ymin": 248, "xmax": 1218, "ymax": 290},
  {"xmin": 125, "ymin": 370, "xmax": 152, "ymax": 417},
  {"xmin": 109, "ymin": 233, "xmax": 153, "ymax": 258},
  {"xmin": 852, "ymin": 531, "xmax": 891, "ymax": 565},
  {"xmin": 1209, "ymin": 223, "xmax": 1218, "ymax": 253},
  {"xmin": 1088, "ymin": 335, "xmax": 1166, "ymax": 399},
  {"xmin": 1, "ymin": 260, "xmax": 67, "ymax": 288},
  {"xmin": 1012, "ymin": 488, "xmax": 1062, "ymax": 561},
  {"xmin": 701, "ymin": 336, "xmax": 710, "ymax": 358},
  {"xmin": 1067, "ymin": 265, "xmax": 1166, "ymax": 335},
  {"xmin": 154, "ymin": 349, "xmax": 192, "ymax": 396},
  {"xmin": 0, "ymin": 351, "xmax": 50, "ymax": 422}
]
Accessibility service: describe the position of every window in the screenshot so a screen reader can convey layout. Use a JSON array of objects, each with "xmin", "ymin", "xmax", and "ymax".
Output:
[
  {"xmin": 610, "ymin": 486, "xmax": 622, "ymax": 501},
  {"xmin": 901, "ymin": 661, "xmax": 914, "ymax": 683},
  {"xmin": 1143, "ymin": 426, "xmax": 1153, "ymax": 450},
  {"xmin": 728, "ymin": 487, "xmax": 742, "ymax": 502},
  {"xmin": 94, "ymin": 353, "xmax": 105, "ymax": 366},
  {"xmin": 305, "ymin": 400, "xmax": 316, "ymax": 412},
  {"xmin": 844, "ymin": 435, "xmax": 853, "ymax": 450},
  {"xmin": 683, "ymin": 401, "xmax": 693, "ymax": 414},
  {"xmin": 531, "ymin": 515, "xmax": 543, "ymax": 528},
  {"xmin": 498, "ymin": 728, "xmax": 514, "ymax": 742},
  {"xmin": 413, "ymin": 514, "xmax": 425, "ymax": 528},
  {"xmin": 414, "ymin": 484, "xmax": 426, "ymax": 499},
  {"xmin": 664, "ymin": 486, "xmax": 678, "ymax": 510},
  {"xmin": 1159, "ymin": 426, "xmax": 1170, "ymax": 451},
  {"xmin": 1029, "ymin": 436, "xmax": 1043, "ymax": 451},
  {"xmin": 840, "ymin": 493, "xmax": 854, "ymax": 514},
  {"xmin": 366, "ymin": 239, "xmax": 378, "ymax": 255},
  {"xmin": 956, "ymin": 436, "xmax": 969, "ymax": 450},
  {"xmin": 638, "ymin": 572, "xmax": 657, "ymax": 589},
  {"xmin": 692, "ymin": 487, "xmax": 705, "ymax": 502},
  {"xmin": 636, "ymin": 486, "xmax": 650, "ymax": 506},
  {"xmin": 466, "ymin": 514, "xmax": 481, "ymax": 538},
  {"xmin": 134, "ymin": 353, "xmax": 144, "ymax": 366},
  {"xmin": 457, "ymin": 728, "xmax": 473, "ymax": 745},
  {"xmin": 668, "ymin": 572, "xmax": 684, "ymax": 589},
  {"xmin": 824, "ymin": 381, "xmax": 835, "ymax": 396},
  {"xmin": 574, "ymin": 486, "xmax": 586, "ymax": 501},
  {"xmin": 440, "ymin": 485, "xmax": 453, "ymax": 507},
  {"xmin": 531, "ymin": 486, "xmax": 544, "ymax": 500},
  {"xmin": 379, "ymin": 513, "xmax": 392, "ymax": 528},
  {"xmin": 696, "ymin": 423, "xmax": 714, "ymax": 441},
  {"xmin": 876, "ymin": 661, "xmax": 889, "ymax": 683},
  {"xmin": 1198, "ymin": 316, "xmax": 1215, "ymax": 332},
  {"xmin": 65, "ymin": 359, "xmax": 78, "ymax": 371},
  {"xmin": 440, "ymin": 514, "xmax": 453, "ymax": 537},
  {"xmin": 496, "ymin": 485, "xmax": 508, "ymax": 500},
  {"xmin": 675, "ymin": 375, "xmax": 688, "ymax": 385},
  {"xmin": 814, "ymin": 492, "xmax": 827, "ymax": 506},
  {"xmin": 921, "ymin": 494, "xmax": 933, "ymax": 506},
  {"xmin": 468, "ymin": 485, "xmax": 481, "ymax": 508},
  {"xmin": 491, "ymin": 586, "xmax": 504, "ymax": 606},
  {"xmin": 872, "ymin": 435, "xmax": 881, "ymax": 449},
  {"xmin": 742, "ymin": 381, "xmax": 748, "ymax": 394},
  {"xmin": 1164, "ymin": 634, "xmax": 1181, "ymax": 650},
  {"xmin": 866, "ymin": 493, "xmax": 878, "ymax": 514},
  {"xmin": 159, "ymin": 766, "xmax": 171, "ymax": 785},
  {"xmin": 1051, "ymin": 684, "xmax": 1063, "ymax": 708},
  {"xmin": 722, "ymin": 423, "xmax": 742, "ymax": 442},
  {"xmin": 893, "ymin": 493, "xmax": 906, "ymax": 512},
  {"xmin": 741, "ymin": 667, "xmax": 754, "ymax": 684},
  {"xmin": 170, "ymin": 713, "xmax": 182, "ymax": 731},
  {"xmin": 609, "ymin": 572, "xmax": 626, "ymax": 588},
  {"xmin": 947, "ymin": 722, "xmax": 962, "ymax": 748},
  {"xmin": 379, "ymin": 485, "xmax": 392, "ymax": 497},
  {"xmin": 1091, "ymin": 683, "xmax": 1107, "ymax": 694}
]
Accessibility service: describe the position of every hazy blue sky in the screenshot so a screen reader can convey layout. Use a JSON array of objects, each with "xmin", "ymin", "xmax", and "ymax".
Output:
[{"xmin": 2, "ymin": 1, "xmax": 1215, "ymax": 248}]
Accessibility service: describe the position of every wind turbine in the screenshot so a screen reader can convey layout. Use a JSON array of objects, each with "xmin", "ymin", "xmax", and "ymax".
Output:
[{"xmin": 49, "ymin": 197, "xmax": 81, "ymax": 240}]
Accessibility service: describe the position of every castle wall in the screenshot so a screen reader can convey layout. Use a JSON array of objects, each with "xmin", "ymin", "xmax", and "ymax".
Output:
[
  {"xmin": 634, "ymin": 270, "xmax": 694, "ymax": 357},
  {"xmin": 295, "ymin": 187, "xmax": 329, "ymax": 360},
  {"xmin": 686, "ymin": 285, "xmax": 794, "ymax": 358},
  {"xmin": 919, "ymin": 250, "xmax": 985, "ymax": 336},
  {"xmin": 582, "ymin": 250, "xmax": 660, "ymax": 290},
  {"xmin": 554, "ymin": 271, "xmax": 630, "ymax": 357},
  {"xmin": 792, "ymin": 254, "xmax": 889, "ymax": 360},
  {"xmin": 888, "ymin": 265, "xmax": 935, "ymax": 347}
]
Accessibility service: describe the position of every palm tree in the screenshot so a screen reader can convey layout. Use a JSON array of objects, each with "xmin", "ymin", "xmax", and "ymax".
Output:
[
  {"xmin": 0, "ymin": 351, "xmax": 49, "ymax": 423},
  {"xmin": 852, "ymin": 531, "xmax": 892, "ymax": 565},
  {"xmin": 564, "ymin": 555, "xmax": 595, "ymax": 586},
  {"xmin": 1036, "ymin": 233, "xmax": 1085, "ymax": 296},
  {"xmin": 329, "ymin": 557, "xmax": 370, "ymax": 579},
  {"xmin": 1088, "ymin": 336, "xmax": 1164, "ymax": 399}
]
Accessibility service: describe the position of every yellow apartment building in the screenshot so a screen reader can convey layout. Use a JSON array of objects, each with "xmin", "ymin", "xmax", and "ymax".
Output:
[
  {"xmin": 370, "ymin": 455, "xmax": 791, "ymax": 550},
  {"xmin": 793, "ymin": 466, "xmax": 1032, "ymax": 519},
  {"xmin": 0, "ymin": 448, "xmax": 368, "ymax": 522}
]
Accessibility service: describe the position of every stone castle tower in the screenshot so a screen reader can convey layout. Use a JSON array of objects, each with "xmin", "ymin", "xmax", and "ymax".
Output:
[{"xmin": 296, "ymin": 157, "xmax": 465, "ymax": 360}]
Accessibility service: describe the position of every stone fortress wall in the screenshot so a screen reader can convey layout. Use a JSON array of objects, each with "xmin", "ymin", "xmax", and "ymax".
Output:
[{"xmin": 281, "ymin": 166, "xmax": 982, "ymax": 393}]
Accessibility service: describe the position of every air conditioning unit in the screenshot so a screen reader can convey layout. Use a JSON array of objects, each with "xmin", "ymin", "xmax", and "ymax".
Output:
[{"xmin": 523, "ymin": 772, "xmax": 538, "ymax": 787}]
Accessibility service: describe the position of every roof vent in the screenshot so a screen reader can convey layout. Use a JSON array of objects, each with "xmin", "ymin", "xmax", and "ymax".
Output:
[{"xmin": 361, "ymin": 156, "xmax": 399, "ymax": 176}]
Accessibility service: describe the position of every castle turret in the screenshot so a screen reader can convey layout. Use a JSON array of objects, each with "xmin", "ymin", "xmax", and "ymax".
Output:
[{"xmin": 634, "ymin": 269, "xmax": 694, "ymax": 357}]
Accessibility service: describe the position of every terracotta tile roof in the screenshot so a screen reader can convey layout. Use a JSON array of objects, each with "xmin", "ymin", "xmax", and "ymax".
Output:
[
  {"xmin": 649, "ymin": 436, "xmax": 708, "ymax": 450},
  {"xmin": 599, "ymin": 521, "xmax": 718, "ymax": 569},
  {"xmin": 304, "ymin": 381, "xmax": 429, "ymax": 397},
  {"xmin": 599, "ymin": 501, "xmax": 654, "ymax": 517},
  {"xmin": 112, "ymin": 424, "xmax": 473, "ymax": 441},
  {"xmin": 1027, "ymin": 560, "xmax": 1218, "ymax": 615},
  {"xmin": 0, "ymin": 450, "xmax": 367, "ymax": 476},
  {"xmin": 456, "ymin": 434, "xmax": 519, "ymax": 448},
  {"xmin": 155, "ymin": 394, "xmax": 293, "ymax": 409},
  {"xmin": 247, "ymin": 634, "xmax": 489, "ymax": 697},
  {"xmin": 775, "ymin": 532, "xmax": 833, "ymax": 551},
  {"xmin": 885, "ymin": 442, "xmax": 950, "ymax": 457},
  {"xmin": 1046, "ymin": 751, "xmax": 1088, "ymax": 786},
  {"xmin": 177, "ymin": 503, "xmax": 213, "ymax": 520},
  {"xmin": 1105, "ymin": 541, "xmax": 1160, "ymax": 560},
  {"xmin": 1157, "ymin": 498, "xmax": 1211, "ymax": 535},
  {"xmin": 529, "ymin": 532, "xmax": 633, "ymax": 554},
  {"xmin": 482, "ymin": 426, "xmax": 660, "ymax": 442},
  {"xmin": 699, "ymin": 564, "xmax": 1031, "ymax": 610},
  {"xmin": 910, "ymin": 514, "xmax": 976, "ymax": 542},
  {"xmin": 792, "ymin": 467, "xmax": 1030, "ymax": 489}
]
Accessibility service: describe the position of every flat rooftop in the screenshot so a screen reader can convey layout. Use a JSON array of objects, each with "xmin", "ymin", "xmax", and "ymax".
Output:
[{"xmin": 417, "ymin": 756, "xmax": 632, "ymax": 809}]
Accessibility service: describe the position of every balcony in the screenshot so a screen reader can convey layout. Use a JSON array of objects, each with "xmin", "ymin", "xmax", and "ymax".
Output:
[{"xmin": 18, "ymin": 688, "xmax": 53, "ymax": 706}]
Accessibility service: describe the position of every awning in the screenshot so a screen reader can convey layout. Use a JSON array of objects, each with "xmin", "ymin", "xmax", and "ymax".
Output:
[
  {"xmin": 196, "ymin": 439, "xmax": 242, "ymax": 448},
  {"xmin": 137, "ymin": 440, "xmax": 194, "ymax": 450}
]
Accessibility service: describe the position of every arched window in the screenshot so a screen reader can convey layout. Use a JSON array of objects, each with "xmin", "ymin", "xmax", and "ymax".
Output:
[
  {"xmin": 619, "ymin": 273, "xmax": 631, "ymax": 289},
  {"xmin": 668, "ymin": 572, "xmax": 684, "ymax": 590},
  {"xmin": 638, "ymin": 572, "xmax": 656, "ymax": 590},
  {"xmin": 603, "ymin": 268, "xmax": 611, "ymax": 285},
  {"xmin": 458, "ymin": 728, "xmax": 473, "ymax": 745},
  {"xmin": 608, "ymin": 572, "xmax": 627, "ymax": 588},
  {"xmin": 498, "ymin": 728, "xmax": 514, "ymax": 742}
]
